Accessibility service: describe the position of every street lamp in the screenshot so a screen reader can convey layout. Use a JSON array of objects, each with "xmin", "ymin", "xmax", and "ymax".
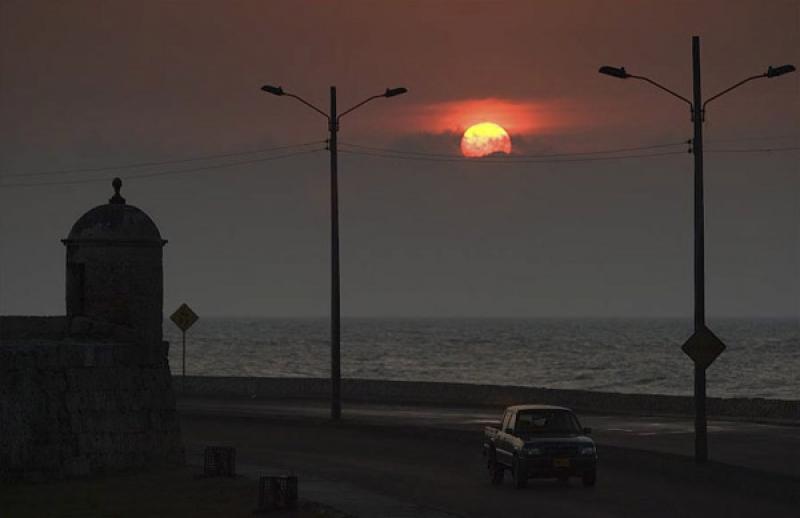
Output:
[
  {"xmin": 261, "ymin": 84, "xmax": 408, "ymax": 420},
  {"xmin": 599, "ymin": 36, "xmax": 794, "ymax": 463}
]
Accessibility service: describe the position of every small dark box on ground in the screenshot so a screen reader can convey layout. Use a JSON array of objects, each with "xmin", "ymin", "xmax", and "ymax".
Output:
[
  {"xmin": 256, "ymin": 475, "xmax": 298, "ymax": 511},
  {"xmin": 203, "ymin": 446, "xmax": 236, "ymax": 477}
]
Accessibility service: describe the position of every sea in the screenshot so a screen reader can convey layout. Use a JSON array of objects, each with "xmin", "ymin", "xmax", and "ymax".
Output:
[{"xmin": 164, "ymin": 317, "xmax": 798, "ymax": 400}]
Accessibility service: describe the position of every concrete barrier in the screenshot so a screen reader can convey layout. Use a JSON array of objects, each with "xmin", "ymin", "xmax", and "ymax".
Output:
[{"xmin": 175, "ymin": 376, "xmax": 799, "ymax": 422}]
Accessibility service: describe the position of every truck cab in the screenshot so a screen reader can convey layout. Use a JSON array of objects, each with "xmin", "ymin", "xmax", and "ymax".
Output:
[{"xmin": 483, "ymin": 405, "xmax": 597, "ymax": 488}]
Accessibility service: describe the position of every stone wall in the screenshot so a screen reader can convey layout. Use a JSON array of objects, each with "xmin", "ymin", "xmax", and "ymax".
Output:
[
  {"xmin": 0, "ymin": 317, "xmax": 183, "ymax": 481},
  {"xmin": 177, "ymin": 376, "xmax": 800, "ymax": 423}
]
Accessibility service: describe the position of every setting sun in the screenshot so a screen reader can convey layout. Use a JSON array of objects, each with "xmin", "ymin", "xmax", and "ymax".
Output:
[{"xmin": 460, "ymin": 122, "xmax": 512, "ymax": 157}]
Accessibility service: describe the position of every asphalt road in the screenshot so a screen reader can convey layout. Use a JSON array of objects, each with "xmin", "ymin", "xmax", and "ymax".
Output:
[
  {"xmin": 178, "ymin": 398, "xmax": 800, "ymax": 477},
  {"xmin": 179, "ymin": 400, "xmax": 799, "ymax": 518}
]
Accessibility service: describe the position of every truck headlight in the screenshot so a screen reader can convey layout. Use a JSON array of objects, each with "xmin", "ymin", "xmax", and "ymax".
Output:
[
  {"xmin": 580, "ymin": 446, "xmax": 595, "ymax": 456},
  {"xmin": 523, "ymin": 447, "xmax": 542, "ymax": 456}
]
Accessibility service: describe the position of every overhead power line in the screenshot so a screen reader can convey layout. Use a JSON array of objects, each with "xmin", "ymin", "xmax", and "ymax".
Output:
[
  {"xmin": 339, "ymin": 140, "xmax": 690, "ymax": 159},
  {"xmin": 3, "ymin": 141, "xmax": 795, "ymax": 189},
  {"xmin": 705, "ymin": 146, "xmax": 800, "ymax": 153},
  {"xmin": 0, "ymin": 148, "xmax": 325, "ymax": 189},
  {"xmin": 0, "ymin": 140, "xmax": 327, "ymax": 179},
  {"xmin": 338, "ymin": 148, "xmax": 689, "ymax": 164},
  {"xmin": 705, "ymin": 134, "xmax": 799, "ymax": 144}
]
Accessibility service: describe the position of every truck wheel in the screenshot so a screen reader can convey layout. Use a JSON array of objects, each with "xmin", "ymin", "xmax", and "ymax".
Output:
[
  {"xmin": 582, "ymin": 469, "xmax": 597, "ymax": 487},
  {"xmin": 512, "ymin": 457, "xmax": 527, "ymax": 489},
  {"xmin": 488, "ymin": 452, "xmax": 504, "ymax": 485}
]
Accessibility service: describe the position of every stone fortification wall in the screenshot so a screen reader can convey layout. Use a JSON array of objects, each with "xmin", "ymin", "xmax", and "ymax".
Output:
[
  {"xmin": 0, "ymin": 317, "xmax": 183, "ymax": 481},
  {"xmin": 0, "ymin": 316, "xmax": 68, "ymax": 340},
  {"xmin": 177, "ymin": 376, "xmax": 799, "ymax": 423}
]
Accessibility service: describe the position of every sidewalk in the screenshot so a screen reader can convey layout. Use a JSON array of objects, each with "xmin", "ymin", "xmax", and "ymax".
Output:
[{"xmin": 177, "ymin": 397, "xmax": 800, "ymax": 479}]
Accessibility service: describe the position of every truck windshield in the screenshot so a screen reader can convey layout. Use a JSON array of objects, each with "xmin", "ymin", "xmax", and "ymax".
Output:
[{"xmin": 515, "ymin": 410, "xmax": 581, "ymax": 435}]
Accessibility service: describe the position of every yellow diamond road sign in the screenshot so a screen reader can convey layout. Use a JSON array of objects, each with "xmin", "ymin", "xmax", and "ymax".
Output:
[
  {"xmin": 681, "ymin": 325, "xmax": 726, "ymax": 369},
  {"xmin": 170, "ymin": 303, "xmax": 198, "ymax": 332}
]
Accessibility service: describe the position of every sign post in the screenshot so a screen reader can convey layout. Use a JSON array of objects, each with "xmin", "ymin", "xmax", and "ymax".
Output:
[
  {"xmin": 170, "ymin": 303, "xmax": 199, "ymax": 388},
  {"xmin": 681, "ymin": 324, "xmax": 726, "ymax": 462}
]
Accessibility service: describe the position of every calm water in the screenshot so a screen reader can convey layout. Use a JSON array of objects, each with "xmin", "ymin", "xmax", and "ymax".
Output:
[{"xmin": 164, "ymin": 317, "xmax": 798, "ymax": 400}]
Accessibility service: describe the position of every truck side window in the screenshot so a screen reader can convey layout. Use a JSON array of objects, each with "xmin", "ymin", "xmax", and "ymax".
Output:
[{"xmin": 508, "ymin": 412, "xmax": 517, "ymax": 433}]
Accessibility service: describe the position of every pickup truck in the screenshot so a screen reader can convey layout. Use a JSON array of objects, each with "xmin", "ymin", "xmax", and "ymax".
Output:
[{"xmin": 483, "ymin": 405, "xmax": 597, "ymax": 488}]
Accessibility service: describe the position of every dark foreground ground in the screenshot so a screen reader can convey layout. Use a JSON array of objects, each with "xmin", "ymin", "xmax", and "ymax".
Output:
[
  {"xmin": 0, "ymin": 466, "xmax": 340, "ymax": 517},
  {"xmin": 180, "ymin": 401, "xmax": 799, "ymax": 518}
]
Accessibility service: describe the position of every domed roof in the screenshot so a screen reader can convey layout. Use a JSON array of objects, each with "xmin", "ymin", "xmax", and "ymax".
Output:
[{"xmin": 64, "ymin": 178, "xmax": 165, "ymax": 244}]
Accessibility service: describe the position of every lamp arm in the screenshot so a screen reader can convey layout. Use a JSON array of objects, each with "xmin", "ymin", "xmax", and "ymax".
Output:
[
  {"xmin": 285, "ymin": 93, "xmax": 331, "ymax": 120},
  {"xmin": 630, "ymin": 74, "xmax": 694, "ymax": 109},
  {"xmin": 702, "ymin": 74, "xmax": 766, "ymax": 111},
  {"xmin": 337, "ymin": 95, "xmax": 383, "ymax": 122}
]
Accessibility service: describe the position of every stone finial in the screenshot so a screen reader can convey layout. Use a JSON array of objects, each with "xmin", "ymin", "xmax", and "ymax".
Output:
[{"xmin": 109, "ymin": 177, "xmax": 126, "ymax": 204}]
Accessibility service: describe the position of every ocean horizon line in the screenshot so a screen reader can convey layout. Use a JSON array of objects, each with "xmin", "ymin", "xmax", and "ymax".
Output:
[{"xmin": 164, "ymin": 314, "xmax": 799, "ymax": 321}]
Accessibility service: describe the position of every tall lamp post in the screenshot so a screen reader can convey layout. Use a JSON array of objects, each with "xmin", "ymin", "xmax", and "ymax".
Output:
[
  {"xmin": 599, "ymin": 36, "xmax": 795, "ymax": 463},
  {"xmin": 261, "ymin": 84, "xmax": 408, "ymax": 420}
]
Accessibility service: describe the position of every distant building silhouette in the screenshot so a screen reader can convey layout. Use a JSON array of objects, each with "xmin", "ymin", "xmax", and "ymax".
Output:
[
  {"xmin": 0, "ymin": 178, "xmax": 183, "ymax": 481},
  {"xmin": 62, "ymin": 177, "xmax": 166, "ymax": 346}
]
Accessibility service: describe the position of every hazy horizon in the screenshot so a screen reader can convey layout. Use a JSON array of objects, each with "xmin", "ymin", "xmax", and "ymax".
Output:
[{"xmin": 158, "ymin": 314, "xmax": 799, "ymax": 320}]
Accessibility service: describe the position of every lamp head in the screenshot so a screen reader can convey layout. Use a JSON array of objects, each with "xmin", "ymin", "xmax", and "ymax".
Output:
[
  {"xmin": 261, "ymin": 85, "xmax": 285, "ymax": 95},
  {"xmin": 766, "ymin": 64, "xmax": 796, "ymax": 78},
  {"xmin": 384, "ymin": 87, "xmax": 408, "ymax": 98},
  {"xmin": 598, "ymin": 66, "xmax": 630, "ymax": 79}
]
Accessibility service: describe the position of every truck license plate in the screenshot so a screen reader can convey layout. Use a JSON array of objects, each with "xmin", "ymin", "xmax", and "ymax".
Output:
[{"xmin": 553, "ymin": 458, "xmax": 570, "ymax": 468}]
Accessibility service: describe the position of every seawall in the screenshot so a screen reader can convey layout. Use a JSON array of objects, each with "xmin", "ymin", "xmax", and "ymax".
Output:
[
  {"xmin": 175, "ymin": 376, "xmax": 799, "ymax": 423},
  {"xmin": 1, "ymin": 316, "xmax": 184, "ymax": 481}
]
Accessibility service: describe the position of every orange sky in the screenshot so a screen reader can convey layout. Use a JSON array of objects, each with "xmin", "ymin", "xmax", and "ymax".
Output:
[
  {"xmin": 406, "ymin": 98, "xmax": 577, "ymax": 136},
  {"xmin": 1, "ymin": 1, "xmax": 798, "ymax": 317},
  {"xmin": 1, "ymin": 1, "xmax": 797, "ymax": 154}
]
